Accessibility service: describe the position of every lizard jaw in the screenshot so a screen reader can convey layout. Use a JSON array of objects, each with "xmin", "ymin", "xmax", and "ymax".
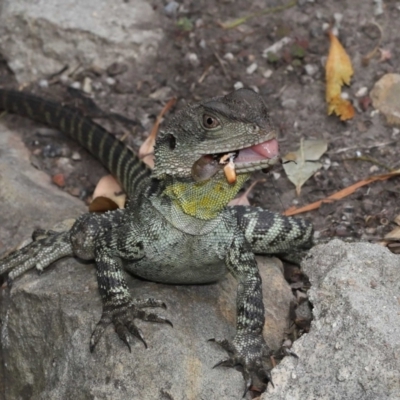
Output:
[{"xmin": 191, "ymin": 138, "xmax": 279, "ymax": 183}]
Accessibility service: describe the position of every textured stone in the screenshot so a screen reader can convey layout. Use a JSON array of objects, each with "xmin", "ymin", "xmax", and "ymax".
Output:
[
  {"xmin": 0, "ymin": 120, "xmax": 294, "ymax": 399},
  {"xmin": 263, "ymin": 240, "xmax": 400, "ymax": 400},
  {"xmin": 0, "ymin": 0, "xmax": 162, "ymax": 83}
]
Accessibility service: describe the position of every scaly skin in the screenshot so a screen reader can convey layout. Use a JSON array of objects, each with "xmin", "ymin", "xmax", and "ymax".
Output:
[{"xmin": 0, "ymin": 88, "xmax": 313, "ymax": 395}]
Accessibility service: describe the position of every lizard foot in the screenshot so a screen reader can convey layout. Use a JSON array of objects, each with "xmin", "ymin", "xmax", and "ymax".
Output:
[
  {"xmin": 90, "ymin": 297, "xmax": 172, "ymax": 352},
  {"xmin": 0, "ymin": 231, "xmax": 72, "ymax": 285},
  {"xmin": 210, "ymin": 333, "xmax": 272, "ymax": 396}
]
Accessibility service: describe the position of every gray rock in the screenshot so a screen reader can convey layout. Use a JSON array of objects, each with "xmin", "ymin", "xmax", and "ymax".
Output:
[
  {"xmin": 263, "ymin": 240, "xmax": 400, "ymax": 400},
  {"xmin": 0, "ymin": 0, "xmax": 162, "ymax": 83},
  {"xmin": 0, "ymin": 121, "xmax": 294, "ymax": 399}
]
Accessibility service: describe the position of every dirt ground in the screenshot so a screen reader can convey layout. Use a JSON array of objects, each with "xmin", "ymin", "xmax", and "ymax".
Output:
[{"xmin": 1, "ymin": 0, "xmax": 399, "ymax": 246}]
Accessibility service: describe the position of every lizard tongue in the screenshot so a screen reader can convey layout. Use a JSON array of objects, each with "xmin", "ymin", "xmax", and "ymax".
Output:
[{"xmin": 236, "ymin": 138, "xmax": 279, "ymax": 163}]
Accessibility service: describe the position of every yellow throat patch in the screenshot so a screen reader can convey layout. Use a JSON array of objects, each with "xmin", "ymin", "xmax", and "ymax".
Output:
[{"xmin": 163, "ymin": 173, "xmax": 250, "ymax": 220}]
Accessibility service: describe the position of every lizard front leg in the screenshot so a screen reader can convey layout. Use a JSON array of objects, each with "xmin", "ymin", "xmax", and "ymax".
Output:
[
  {"xmin": 89, "ymin": 222, "xmax": 172, "ymax": 352},
  {"xmin": 0, "ymin": 209, "xmax": 124, "ymax": 283},
  {"xmin": 233, "ymin": 205, "xmax": 314, "ymax": 264},
  {"xmin": 213, "ymin": 232, "xmax": 271, "ymax": 395}
]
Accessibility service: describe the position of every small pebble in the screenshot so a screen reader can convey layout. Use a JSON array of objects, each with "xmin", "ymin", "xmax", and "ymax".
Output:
[
  {"xmin": 304, "ymin": 64, "xmax": 318, "ymax": 76},
  {"xmin": 249, "ymin": 85, "xmax": 259, "ymax": 94},
  {"xmin": 246, "ymin": 62, "xmax": 258, "ymax": 75},
  {"xmin": 187, "ymin": 53, "xmax": 200, "ymax": 67},
  {"xmin": 164, "ymin": 1, "xmax": 179, "ymax": 17},
  {"xmin": 234, "ymin": 81, "xmax": 244, "ymax": 90},
  {"xmin": 272, "ymin": 172, "xmax": 281, "ymax": 180},
  {"xmin": 38, "ymin": 79, "xmax": 49, "ymax": 88},
  {"xmin": 82, "ymin": 77, "xmax": 92, "ymax": 94},
  {"xmin": 43, "ymin": 144, "xmax": 64, "ymax": 158},
  {"xmin": 70, "ymin": 81, "xmax": 81, "ymax": 90},
  {"xmin": 224, "ymin": 52, "xmax": 234, "ymax": 61},
  {"xmin": 374, "ymin": 0, "xmax": 384, "ymax": 15},
  {"xmin": 105, "ymin": 77, "xmax": 116, "ymax": 86},
  {"xmin": 71, "ymin": 151, "xmax": 81, "ymax": 161},
  {"xmin": 355, "ymin": 87, "xmax": 368, "ymax": 97},
  {"xmin": 281, "ymin": 98, "xmax": 297, "ymax": 110},
  {"xmin": 263, "ymin": 69, "xmax": 273, "ymax": 78}
]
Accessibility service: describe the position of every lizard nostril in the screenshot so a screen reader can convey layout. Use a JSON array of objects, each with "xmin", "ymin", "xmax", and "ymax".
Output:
[{"xmin": 167, "ymin": 134, "xmax": 176, "ymax": 150}]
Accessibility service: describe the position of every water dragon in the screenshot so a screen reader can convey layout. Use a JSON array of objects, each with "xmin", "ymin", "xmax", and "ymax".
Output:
[{"xmin": 0, "ymin": 88, "xmax": 313, "ymax": 394}]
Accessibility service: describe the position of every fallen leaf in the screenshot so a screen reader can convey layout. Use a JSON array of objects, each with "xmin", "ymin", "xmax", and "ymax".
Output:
[
  {"xmin": 282, "ymin": 139, "xmax": 328, "ymax": 195},
  {"xmin": 139, "ymin": 97, "xmax": 177, "ymax": 168},
  {"xmin": 284, "ymin": 169, "xmax": 400, "ymax": 216},
  {"xmin": 91, "ymin": 174, "xmax": 126, "ymax": 211},
  {"xmin": 89, "ymin": 196, "xmax": 120, "ymax": 213},
  {"xmin": 325, "ymin": 32, "xmax": 355, "ymax": 121},
  {"xmin": 228, "ymin": 179, "xmax": 265, "ymax": 206},
  {"xmin": 384, "ymin": 226, "xmax": 400, "ymax": 241}
]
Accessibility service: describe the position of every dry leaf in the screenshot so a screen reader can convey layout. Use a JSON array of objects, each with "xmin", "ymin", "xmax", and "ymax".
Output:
[
  {"xmin": 139, "ymin": 97, "xmax": 177, "ymax": 168},
  {"xmin": 282, "ymin": 139, "xmax": 328, "ymax": 196},
  {"xmin": 89, "ymin": 196, "xmax": 120, "ymax": 213},
  {"xmin": 91, "ymin": 174, "xmax": 126, "ymax": 211},
  {"xmin": 325, "ymin": 32, "xmax": 355, "ymax": 121},
  {"xmin": 228, "ymin": 179, "xmax": 265, "ymax": 206},
  {"xmin": 384, "ymin": 226, "xmax": 400, "ymax": 241}
]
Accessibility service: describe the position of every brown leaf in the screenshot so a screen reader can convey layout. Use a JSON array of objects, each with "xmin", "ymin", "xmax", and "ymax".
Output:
[
  {"xmin": 139, "ymin": 97, "xmax": 177, "ymax": 168},
  {"xmin": 91, "ymin": 174, "xmax": 126, "ymax": 212},
  {"xmin": 325, "ymin": 32, "xmax": 355, "ymax": 121},
  {"xmin": 89, "ymin": 196, "xmax": 120, "ymax": 213},
  {"xmin": 228, "ymin": 179, "xmax": 265, "ymax": 206}
]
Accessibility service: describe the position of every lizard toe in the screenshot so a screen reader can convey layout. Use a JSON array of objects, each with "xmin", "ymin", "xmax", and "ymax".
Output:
[
  {"xmin": 211, "ymin": 333, "xmax": 273, "ymax": 397},
  {"xmin": 90, "ymin": 298, "xmax": 172, "ymax": 352}
]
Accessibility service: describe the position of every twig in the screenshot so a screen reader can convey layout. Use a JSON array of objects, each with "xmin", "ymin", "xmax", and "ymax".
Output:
[
  {"xmin": 213, "ymin": 51, "xmax": 229, "ymax": 78},
  {"xmin": 343, "ymin": 155, "xmax": 394, "ymax": 172},
  {"xmin": 283, "ymin": 169, "xmax": 400, "ymax": 216}
]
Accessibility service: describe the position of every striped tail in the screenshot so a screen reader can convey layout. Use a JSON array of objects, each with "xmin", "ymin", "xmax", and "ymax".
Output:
[{"xmin": 0, "ymin": 89, "xmax": 151, "ymax": 196}]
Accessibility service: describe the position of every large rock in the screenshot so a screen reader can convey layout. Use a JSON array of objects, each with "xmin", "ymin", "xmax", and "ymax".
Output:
[
  {"xmin": 0, "ymin": 120, "xmax": 294, "ymax": 399},
  {"xmin": 0, "ymin": 0, "xmax": 162, "ymax": 83},
  {"xmin": 263, "ymin": 240, "xmax": 400, "ymax": 400}
]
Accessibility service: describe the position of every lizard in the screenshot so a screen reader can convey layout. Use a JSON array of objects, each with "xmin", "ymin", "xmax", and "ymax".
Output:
[{"xmin": 0, "ymin": 87, "xmax": 313, "ymax": 395}]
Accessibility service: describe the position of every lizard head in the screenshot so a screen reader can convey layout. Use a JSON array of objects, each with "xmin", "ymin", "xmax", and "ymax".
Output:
[{"xmin": 153, "ymin": 88, "xmax": 279, "ymax": 183}]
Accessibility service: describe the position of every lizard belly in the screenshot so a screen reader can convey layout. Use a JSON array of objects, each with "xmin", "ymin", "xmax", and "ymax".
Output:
[{"xmin": 125, "ymin": 223, "xmax": 232, "ymax": 284}]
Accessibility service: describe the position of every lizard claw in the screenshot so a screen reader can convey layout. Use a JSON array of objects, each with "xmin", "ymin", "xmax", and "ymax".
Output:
[
  {"xmin": 210, "ymin": 332, "xmax": 273, "ymax": 396},
  {"xmin": 90, "ymin": 297, "xmax": 172, "ymax": 352}
]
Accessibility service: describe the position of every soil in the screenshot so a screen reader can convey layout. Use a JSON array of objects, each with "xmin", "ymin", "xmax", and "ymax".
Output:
[{"xmin": 1, "ymin": 0, "xmax": 399, "ymax": 246}]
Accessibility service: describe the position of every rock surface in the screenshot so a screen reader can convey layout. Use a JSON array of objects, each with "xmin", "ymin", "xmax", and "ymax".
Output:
[
  {"xmin": 263, "ymin": 239, "xmax": 400, "ymax": 400},
  {"xmin": 0, "ymin": 0, "xmax": 162, "ymax": 83},
  {"xmin": 0, "ymin": 120, "xmax": 294, "ymax": 399}
]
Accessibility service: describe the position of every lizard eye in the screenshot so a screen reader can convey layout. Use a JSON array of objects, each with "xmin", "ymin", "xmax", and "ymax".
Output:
[{"xmin": 202, "ymin": 114, "xmax": 220, "ymax": 129}]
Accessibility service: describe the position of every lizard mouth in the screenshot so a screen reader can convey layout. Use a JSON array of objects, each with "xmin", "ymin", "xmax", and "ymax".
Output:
[{"xmin": 191, "ymin": 138, "xmax": 279, "ymax": 183}]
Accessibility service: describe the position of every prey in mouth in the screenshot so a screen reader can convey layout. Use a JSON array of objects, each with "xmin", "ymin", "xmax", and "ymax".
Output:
[{"xmin": 191, "ymin": 137, "xmax": 280, "ymax": 184}]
